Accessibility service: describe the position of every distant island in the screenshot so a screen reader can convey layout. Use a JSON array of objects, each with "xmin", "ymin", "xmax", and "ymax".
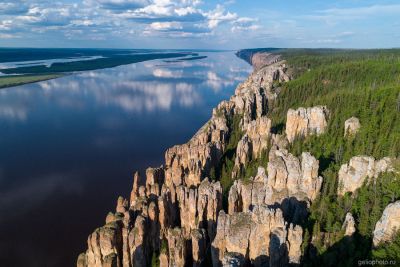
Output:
[
  {"xmin": 164, "ymin": 56, "xmax": 208, "ymax": 62},
  {"xmin": 0, "ymin": 49, "xmax": 205, "ymax": 89}
]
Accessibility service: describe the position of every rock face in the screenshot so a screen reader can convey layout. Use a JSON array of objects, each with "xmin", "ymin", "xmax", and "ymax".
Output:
[
  {"xmin": 342, "ymin": 213, "xmax": 356, "ymax": 236},
  {"xmin": 251, "ymin": 53, "xmax": 282, "ymax": 70},
  {"xmin": 235, "ymin": 50, "xmax": 282, "ymax": 70},
  {"xmin": 373, "ymin": 201, "xmax": 400, "ymax": 246},
  {"xmin": 344, "ymin": 117, "xmax": 361, "ymax": 136},
  {"xmin": 267, "ymin": 148, "xmax": 323, "ymax": 201},
  {"xmin": 164, "ymin": 114, "xmax": 228, "ymax": 187},
  {"xmin": 286, "ymin": 106, "xmax": 329, "ymax": 143},
  {"xmin": 211, "ymin": 206, "xmax": 303, "ymax": 267},
  {"xmin": 77, "ymin": 54, "xmax": 297, "ymax": 267},
  {"xmin": 228, "ymin": 147, "xmax": 322, "ymax": 226},
  {"xmin": 233, "ymin": 116, "xmax": 272, "ymax": 176},
  {"xmin": 338, "ymin": 156, "xmax": 392, "ymax": 195}
]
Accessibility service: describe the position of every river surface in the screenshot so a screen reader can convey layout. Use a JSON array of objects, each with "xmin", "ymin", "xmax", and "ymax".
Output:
[{"xmin": 0, "ymin": 51, "xmax": 251, "ymax": 266}]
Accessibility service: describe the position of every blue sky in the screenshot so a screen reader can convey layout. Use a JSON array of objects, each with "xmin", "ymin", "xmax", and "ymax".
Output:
[{"xmin": 0, "ymin": 0, "xmax": 399, "ymax": 49}]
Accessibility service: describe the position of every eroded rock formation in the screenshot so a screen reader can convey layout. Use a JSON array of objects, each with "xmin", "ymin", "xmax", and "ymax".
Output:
[
  {"xmin": 77, "ymin": 49, "xmax": 399, "ymax": 267},
  {"xmin": 251, "ymin": 53, "xmax": 282, "ymax": 70},
  {"xmin": 233, "ymin": 116, "xmax": 272, "ymax": 176},
  {"xmin": 228, "ymin": 147, "xmax": 322, "ymax": 226},
  {"xmin": 344, "ymin": 117, "xmax": 361, "ymax": 137},
  {"xmin": 342, "ymin": 213, "xmax": 356, "ymax": 236},
  {"xmin": 338, "ymin": 156, "xmax": 393, "ymax": 196},
  {"xmin": 373, "ymin": 201, "xmax": 400, "ymax": 246},
  {"xmin": 77, "ymin": 54, "xmax": 298, "ymax": 267},
  {"xmin": 286, "ymin": 106, "xmax": 329, "ymax": 143},
  {"xmin": 211, "ymin": 206, "xmax": 303, "ymax": 267},
  {"xmin": 267, "ymin": 148, "xmax": 323, "ymax": 202}
]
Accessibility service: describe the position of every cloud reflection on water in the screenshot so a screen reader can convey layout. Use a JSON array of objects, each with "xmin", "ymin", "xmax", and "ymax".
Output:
[
  {"xmin": 0, "ymin": 172, "xmax": 83, "ymax": 223},
  {"xmin": 0, "ymin": 52, "xmax": 253, "ymax": 267},
  {"xmin": 0, "ymin": 52, "xmax": 251, "ymax": 120}
]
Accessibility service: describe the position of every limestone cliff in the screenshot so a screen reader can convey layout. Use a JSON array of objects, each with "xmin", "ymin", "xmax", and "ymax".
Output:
[
  {"xmin": 337, "ymin": 156, "xmax": 393, "ymax": 196},
  {"xmin": 373, "ymin": 201, "xmax": 400, "ymax": 246},
  {"xmin": 76, "ymin": 52, "xmax": 303, "ymax": 267},
  {"xmin": 211, "ymin": 206, "xmax": 302, "ymax": 267},
  {"xmin": 77, "ymin": 50, "xmax": 396, "ymax": 267},
  {"xmin": 285, "ymin": 106, "xmax": 329, "ymax": 143}
]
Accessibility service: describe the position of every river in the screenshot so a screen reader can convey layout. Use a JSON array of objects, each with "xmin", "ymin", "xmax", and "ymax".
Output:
[{"xmin": 0, "ymin": 51, "xmax": 251, "ymax": 266}]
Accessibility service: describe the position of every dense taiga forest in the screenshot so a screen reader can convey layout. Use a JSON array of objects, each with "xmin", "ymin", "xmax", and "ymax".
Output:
[{"xmin": 211, "ymin": 49, "xmax": 400, "ymax": 266}]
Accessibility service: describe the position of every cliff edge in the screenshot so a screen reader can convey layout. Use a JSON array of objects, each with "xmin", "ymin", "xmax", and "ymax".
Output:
[{"xmin": 76, "ymin": 49, "xmax": 399, "ymax": 267}]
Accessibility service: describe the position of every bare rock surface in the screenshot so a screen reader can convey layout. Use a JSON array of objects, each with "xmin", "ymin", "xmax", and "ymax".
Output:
[
  {"xmin": 344, "ymin": 117, "xmax": 361, "ymax": 136},
  {"xmin": 211, "ymin": 206, "xmax": 302, "ymax": 267},
  {"xmin": 286, "ymin": 106, "xmax": 329, "ymax": 143},
  {"xmin": 267, "ymin": 149, "xmax": 323, "ymax": 201},
  {"xmin": 251, "ymin": 53, "xmax": 282, "ymax": 70},
  {"xmin": 342, "ymin": 213, "xmax": 356, "ymax": 236},
  {"xmin": 338, "ymin": 156, "xmax": 392, "ymax": 195},
  {"xmin": 373, "ymin": 201, "xmax": 400, "ymax": 246},
  {"xmin": 228, "ymin": 148, "xmax": 322, "ymax": 225},
  {"xmin": 77, "ymin": 55, "xmax": 302, "ymax": 267},
  {"xmin": 233, "ymin": 116, "xmax": 271, "ymax": 176}
]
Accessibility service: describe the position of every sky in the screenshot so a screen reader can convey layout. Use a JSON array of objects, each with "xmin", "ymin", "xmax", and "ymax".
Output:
[{"xmin": 0, "ymin": 0, "xmax": 399, "ymax": 49}]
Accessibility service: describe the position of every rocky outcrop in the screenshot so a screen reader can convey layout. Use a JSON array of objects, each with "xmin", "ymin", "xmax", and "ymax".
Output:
[
  {"xmin": 373, "ymin": 201, "xmax": 400, "ymax": 246},
  {"xmin": 233, "ymin": 116, "xmax": 271, "ymax": 176},
  {"xmin": 191, "ymin": 229, "xmax": 207, "ymax": 267},
  {"xmin": 164, "ymin": 114, "xmax": 228, "ymax": 187},
  {"xmin": 235, "ymin": 50, "xmax": 282, "ymax": 70},
  {"xmin": 231, "ymin": 60, "xmax": 290, "ymax": 127},
  {"xmin": 344, "ymin": 117, "xmax": 361, "ymax": 136},
  {"xmin": 267, "ymin": 148, "xmax": 323, "ymax": 201},
  {"xmin": 84, "ymin": 218, "xmax": 123, "ymax": 267},
  {"xmin": 251, "ymin": 53, "xmax": 282, "ymax": 70},
  {"xmin": 286, "ymin": 106, "xmax": 329, "ymax": 143},
  {"xmin": 176, "ymin": 178, "xmax": 223, "ymax": 239},
  {"xmin": 342, "ymin": 213, "xmax": 356, "ymax": 236},
  {"xmin": 338, "ymin": 156, "xmax": 393, "ymax": 195},
  {"xmin": 77, "ymin": 55, "xmax": 298, "ymax": 267},
  {"xmin": 163, "ymin": 56, "xmax": 290, "ymax": 188},
  {"xmin": 229, "ymin": 148, "xmax": 322, "ymax": 225},
  {"xmin": 211, "ymin": 206, "xmax": 302, "ymax": 266},
  {"xmin": 221, "ymin": 252, "xmax": 245, "ymax": 267},
  {"xmin": 167, "ymin": 228, "xmax": 187, "ymax": 267}
]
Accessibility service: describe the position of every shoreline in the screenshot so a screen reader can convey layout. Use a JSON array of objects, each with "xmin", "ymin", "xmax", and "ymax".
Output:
[
  {"xmin": 0, "ymin": 51, "xmax": 201, "ymax": 89},
  {"xmin": 0, "ymin": 73, "xmax": 65, "ymax": 89},
  {"xmin": 76, "ymin": 50, "xmax": 292, "ymax": 266}
]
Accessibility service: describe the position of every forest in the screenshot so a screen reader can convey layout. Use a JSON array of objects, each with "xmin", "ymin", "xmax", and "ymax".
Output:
[{"xmin": 216, "ymin": 49, "xmax": 400, "ymax": 266}]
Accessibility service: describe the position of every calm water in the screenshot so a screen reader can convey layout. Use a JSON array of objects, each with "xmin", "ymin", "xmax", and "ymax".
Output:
[{"xmin": 0, "ymin": 52, "xmax": 251, "ymax": 267}]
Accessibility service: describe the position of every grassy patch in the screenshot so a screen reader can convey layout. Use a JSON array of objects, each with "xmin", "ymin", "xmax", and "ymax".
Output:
[{"xmin": 0, "ymin": 74, "xmax": 63, "ymax": 89}]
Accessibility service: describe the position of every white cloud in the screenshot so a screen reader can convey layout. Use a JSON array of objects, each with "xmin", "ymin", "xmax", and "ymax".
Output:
[
  {"xmin": 229, "ymin": 17, "xmax": 262, "ymax": 34},
  {"xmin": 0, "ymin": 20, "xmax": 12, "ymax": 30},
  {"xmin": 0, "ymin": 0, "xmax": 260, "ymax": 45},
  {"xmin": 150, "ymin": 21, "xmax": 182, "ymax": 30},
  {"xmin": 204, "ymin": 4, "xmax": 237, "ymax": 29},
  {"xmin": 96, "ymin": 0, "xmax": 150, "ymax": 10},
  {"xmin": 231, "ymin": 24, "xmax": 260, "ymax": 33}
]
